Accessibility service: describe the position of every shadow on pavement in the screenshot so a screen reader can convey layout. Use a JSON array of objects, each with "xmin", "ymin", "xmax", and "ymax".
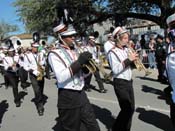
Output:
[
  {"xmin": 0, "ymin": 100, "xmax": 9, "ymax": 128},
  {"xmin": 136, "ymin": 107, "xmax": 175, "ymax": 131},
  {"xmin": 141, "ymin": 85, "xmax": 171, "ymax": 105},
  {"xmin": 141, "ymin": 85, "xmax": 164, "ymax": 95},
  {"xmin": 136, "ymin": 76, "xmax": 158, "ymax": 82},
  {"xmin": 92, "ymin": 104, "xmax": 115, "ymax": 130}
]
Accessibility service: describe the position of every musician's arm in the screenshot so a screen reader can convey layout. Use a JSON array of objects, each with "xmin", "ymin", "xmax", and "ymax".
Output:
[
  {"xmin": 108, "ymin": 52, "xmax": 126, "ymax": 75},
  {"xmin": 3, "ymin": 58, "xmax": 12, "ymax": 70},
  {"xmin": 48, "ymin": 53, "xmax": 73, "ymax": 84}
]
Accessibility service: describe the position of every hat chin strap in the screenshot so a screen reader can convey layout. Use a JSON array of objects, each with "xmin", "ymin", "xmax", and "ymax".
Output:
[
  {"xmin": 58, "ymin": 34, "xmax": 75, "ymax": 49},
  {"xmin": 58, "ymin": 34, "xmax": 69, "ymax": 47}
]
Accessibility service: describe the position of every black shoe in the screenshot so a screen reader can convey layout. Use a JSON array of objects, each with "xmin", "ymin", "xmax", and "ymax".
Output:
[
  {"xmin": 21, "ymin": 82, "xmax": 30, "ymax": 88},
  {"xmin": 37, "ymin": 103, "xmax": 44, "ymax": 116},
  {"xmin": 85, "ymin": 88, "xmax": 91, "ymax": 92},
  {"xmin": 45, "ymin": 75, "xmax": 51, "ymax": 80},
  {"xmin": 164, "ymin": 87, "xmax": 172, "ymax": 97},
  {"xmin": 99, "ymin": 89, "xmax": 107, "ymax": 93},
  {"xmin": 5, "ymin": 84, "xmax": 9, "ymax": 89},
  {"xmin": 38, "ymin": 110, "xmax": 44, "ymax": 116},
  {"xmin": 15, "ymin": 102, "xmax": 21, "ymax": 107}
]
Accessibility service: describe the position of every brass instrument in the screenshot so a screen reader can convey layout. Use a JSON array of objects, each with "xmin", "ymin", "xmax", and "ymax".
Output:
[
  {"xmin": 127, "ymin": 45, "xmax": 151, "ymax": 76},
  {"xmin": 83, "ymin": 58, "xmax": 112, "ymax": 81},
  {"xmin": 79, "ymin": 45, "xmax": 112, "ymax": 81},
  {"xmin": 37, "ymin": 53, "xmax": 45, "ymax": 81}
]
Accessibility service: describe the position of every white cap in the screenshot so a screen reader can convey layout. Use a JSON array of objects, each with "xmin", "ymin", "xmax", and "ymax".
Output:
[
  {"xmin": 31, "ymin": 42, "xmax": 40, "ymax": 47},
  {"xmin": 166, "ymin": 13, "xmax": 175, "ymax": 26},
  {"xmin": 76, "ymin": 39, "xmax": 82, "ymax": 44},
  {"xmin": 8, "ymin": 47, "xmax": 15, "ymax": 52},
  {"xmin": 89, "ymin": 36, "xmax": 95, "ymax": 42},
  {"xmin": 60, "ymin": 25, "xmax": 77, "ymax": 37},
  {"xmin": 107, "ymin": 33, "xmax": 113, "ymax": 38},
  {"xmin": 89, "ymin": 36, "xmax": 95, "ymax": 39},
  {"xmin": 1, "ymin": 45, "xmax": 9, "ymax": 50},
  {"xmin": 53, "ymin": 23, "xmax": 67, "ymax": 33},
  {"xmin": 112, "ymin": 26, "xmax": 128, "ymax": 37}
]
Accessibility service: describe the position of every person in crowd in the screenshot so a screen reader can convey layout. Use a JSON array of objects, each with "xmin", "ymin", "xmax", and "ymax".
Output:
[
  {"xmin": 140, "ymin": 35, "xmax": 146, "ymax": 49},
  {"xmin": 166, "ymin": 13, "xmax": 175, "ymax": 127},
  {"xmin": 83, "ymin": 36, "xmax": 107, "ymax": 93},
  {"xmin": 3, "ymin": 46, "xmax": 21, "ymax": 107},
  {"xmin": 18, "ymin": 47, "xmax": 30, "ymax": 89},
  {"xmin": 48, "ymin": 22, "xmax": 100, "ymax": 131},
  {"xmin": 23, "ymin": 41, "xmax": 46, "ymax": 116},
  {"xmin": 108, "ymin": 26, "xmax": 138, "ymax": 131},
  {"xmin": 155, "ymin": 34, "xmax": 167, "ymax": 83},
  {"xmin": 104, "ymin": 33, "xmax": 115, "ymax": 56},
  {"xmin": 148, "ymin": 37, "xmax": 157, "ymax": 69}
]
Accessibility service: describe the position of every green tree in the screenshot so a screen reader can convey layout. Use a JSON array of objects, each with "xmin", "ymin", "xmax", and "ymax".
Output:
[
  {"xmin": 13, "ymin": 0, "xmax": 175, "ymax": 35},
  {"xmin": 0, "ymin": 20, "xmax": 18, "ymax": 40}
]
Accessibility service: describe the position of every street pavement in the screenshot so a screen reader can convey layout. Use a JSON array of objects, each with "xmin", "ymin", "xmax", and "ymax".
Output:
[{"xmin": 0, "ymin": 69, "xmax": 175, "ymax": 131}]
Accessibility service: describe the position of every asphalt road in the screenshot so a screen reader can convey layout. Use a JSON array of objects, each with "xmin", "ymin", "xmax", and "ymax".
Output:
[{"xmin": 0, "ymin": 69, "xmax": 174, "ymax": 131}]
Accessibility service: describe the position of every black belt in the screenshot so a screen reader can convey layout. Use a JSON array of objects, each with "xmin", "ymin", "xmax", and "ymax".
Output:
[{"xmin": 114, "ymin": 78, "xmax": 132, "ymax": 82}]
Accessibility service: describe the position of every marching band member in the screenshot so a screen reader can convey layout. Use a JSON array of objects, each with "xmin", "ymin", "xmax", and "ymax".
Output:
[
  {"xmin": 23, "ymin": 42, "xmax": 45, "ymax": 116},
  {"xmin": 83, "ymin": 36, "xmax": 107, "ymax": 93},
  {"xmin": 0, "ymin": 46, "xmax": 6, "ymax": 76},
  {"xmin": 18, "ymin": 47, "xmax": 30, "ymax": 89},
  {"xmin": 48, "ymin": 23, "xmax": 100, "ymax": 131},
  {"xmin": 104, "ymin": 33, "xmax": 115, "ymax": 56},
  {"xmin": 108, "ymin": 27, "xmax": 138, "ymax": 131},
  {"xmin": 3, "ymin": 46, "xmax": 21, "ymax": 107},
  {"xmin": 166, "ymin": 13, "xmax": 175, "ymax": 127}
]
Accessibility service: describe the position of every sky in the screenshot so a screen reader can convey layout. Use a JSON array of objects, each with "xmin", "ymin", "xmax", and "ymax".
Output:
[{"xmin": 0, "ymin": 0, "xmax": 25, "ymax": 35}]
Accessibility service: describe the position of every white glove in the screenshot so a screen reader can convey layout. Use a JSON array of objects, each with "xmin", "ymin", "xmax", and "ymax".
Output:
[{"xmin": 33, "ymin": 70, "xmax": 40, "ymax": 76}]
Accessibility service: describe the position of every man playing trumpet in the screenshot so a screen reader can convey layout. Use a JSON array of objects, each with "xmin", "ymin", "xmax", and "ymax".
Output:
[
  {"xmin": 108, "ymin": 27, "xmax": 138, "ymax": 131},
  {"xmin": 48, "ymin": 22, "xmax": 100, "ymax": 131}
]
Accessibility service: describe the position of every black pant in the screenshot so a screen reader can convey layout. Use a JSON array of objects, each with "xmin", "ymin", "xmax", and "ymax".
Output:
[
  {"xmin": 157, "ymin": 61, "xmax": 166, "ymax": 80},
  {"xmin": 45, "ymin": 62, "xmax": 50, "ymax": 79},
  {"xmin": 170, "ymin": 102, "xmax": 175, "ymax": 127},
  {"xmin": 5, "ymin": 72, "xmax": 20, "ymax": 103},
  {"xmin": 18, "ymin": 67, "xmax": 28, "ymax": 84},
  {"xmin": 113, "ymin": 78, "xmax": 135, "ymax": 131},
  {"xmin": 29, "ymin": 73, "xmax": 44, "ymax": 108},
  {"xmin": 58, "ymin": 89, "xmax": 100, "ymax": 131},
  {"xmin": 84, "ymin": 70, "xmax": 104, "ymax": 90}
]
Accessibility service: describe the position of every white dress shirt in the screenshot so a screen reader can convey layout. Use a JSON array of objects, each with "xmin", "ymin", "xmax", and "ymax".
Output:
[
  {"xmin": 108, "ymin": 47, "xmax": 132, "ymax": 81},
  {"xmin": 104, "ymin": 40, "xmax": 115, "ymax": 55},
  {"xmin": 23, "ymin": 52, "xmax": 45, "ymax": 76},
  {"xmin": 48, "ymin": 47, "xmax": 84, "ymax": 91},
  {"xmin": 3, "ymin": 55, "xmax": 19, "ymax": 72},
  {"xmin": 84, "ymin": 45, "xmax": 100, "ymax": 63}
]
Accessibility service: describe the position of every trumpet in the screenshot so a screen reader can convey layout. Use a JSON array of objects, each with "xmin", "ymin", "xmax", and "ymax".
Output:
[
  {"xmin": 83, "ymin": 58, "xmax": 112, "ymax": 81},
  {"xmin": 76, "ymin": 46, "xmax": 112, "ymax": 81},
  {"xmin": 127, "ymin": 45, "xmax": 152, "ymax": 76}
]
